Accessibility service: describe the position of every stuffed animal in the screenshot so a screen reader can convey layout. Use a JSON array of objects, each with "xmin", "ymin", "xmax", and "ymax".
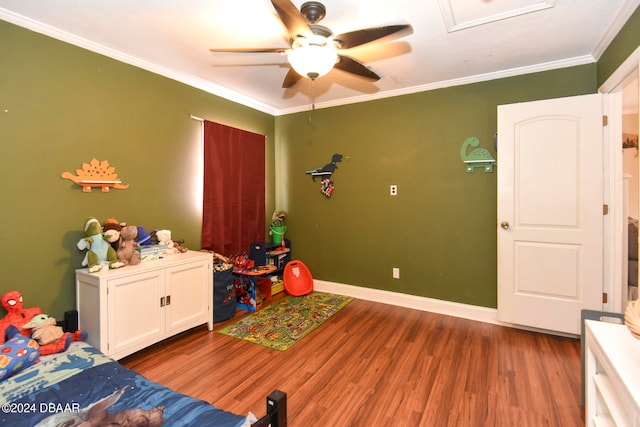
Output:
[
  {"xmin": 117, "ymin": 225, "xmax": 141, "ymax": 266},
  {"xmin": 102, "ymin": 218, "xmax": 123, "ymax": 251},
  {"xmin": 78, "ymin": 217, "xmax": 124, "ymax": 273},
  {"xmin": 0, "ymin": 290, "xmax": 86, "ymax": 355},
  {"xmin": 23, "ymin": 313, "xmax": 64, "ymax": 345},
  {"xmin": 156, "ymin": 229, "xmax": 180, "ymax": 255},
  {"xmin": 0, "ymin": 290, "xmax": 39, "ymax": 340},
  {"xmin": 173, "ymin": 239, "xmax": 188, "ymax": 253}
]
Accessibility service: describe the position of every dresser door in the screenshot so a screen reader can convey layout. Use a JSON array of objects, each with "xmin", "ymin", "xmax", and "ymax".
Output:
[
  {"xmin": 165, "ymin": 260, "xmax": 210, "ymax": 335},
  {"xmin": 107, "ymin": 270, "xmax": 165, "ymax": 359}
]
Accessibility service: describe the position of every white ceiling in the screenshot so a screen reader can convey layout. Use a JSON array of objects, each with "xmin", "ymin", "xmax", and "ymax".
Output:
[{"xmin": 1, "ymin": 0, "xmax": 638, "ymax": 116}]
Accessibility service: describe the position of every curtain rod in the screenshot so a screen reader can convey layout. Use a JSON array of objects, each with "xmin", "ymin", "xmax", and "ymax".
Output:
[{"xmin": 190, "ymin": 114, "xmax": 204, "ymax": 122}]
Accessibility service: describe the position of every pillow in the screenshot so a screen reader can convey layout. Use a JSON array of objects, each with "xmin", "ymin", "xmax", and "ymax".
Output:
[{"xmin": 0, "ymin": 331, "xmax": 40, "ymax": 381}]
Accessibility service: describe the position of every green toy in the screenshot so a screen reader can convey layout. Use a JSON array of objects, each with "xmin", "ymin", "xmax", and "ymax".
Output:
[
  {"xmin": 460, "ymin": 137, "xmax": 496, "ymax": 173},
  {"xmin": 77, "ymin": 217, "xmax": 124, "ymax": 273}
]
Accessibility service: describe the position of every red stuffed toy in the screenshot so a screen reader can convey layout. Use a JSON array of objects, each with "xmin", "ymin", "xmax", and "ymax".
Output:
[{"xmin": 0, "ymin": 290, "xmax": 85, "ymax": 355}]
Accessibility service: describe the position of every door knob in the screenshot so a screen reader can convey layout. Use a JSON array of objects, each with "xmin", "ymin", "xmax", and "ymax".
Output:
[{"xmin": 501, "ymin": 221, "xmax": 510, "ymax": 230}]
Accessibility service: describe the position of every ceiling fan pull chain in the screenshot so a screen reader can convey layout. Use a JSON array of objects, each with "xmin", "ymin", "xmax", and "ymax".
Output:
[{"xmin": 309, "ymin": 79, "xmax": 316, "ymax": 124}]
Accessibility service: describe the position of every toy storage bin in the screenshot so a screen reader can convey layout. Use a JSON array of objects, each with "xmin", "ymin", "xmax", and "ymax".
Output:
[
  {"xmin": 137, "ymin": 244, "xmax": 168, "ymax": 262},
  {"xmin": 234, "ymin": 275, "xmax": 272, "ymax": 312},
  {"xmin": 213, "ymin": 267, "xmax": 236, "ymax": 322}
]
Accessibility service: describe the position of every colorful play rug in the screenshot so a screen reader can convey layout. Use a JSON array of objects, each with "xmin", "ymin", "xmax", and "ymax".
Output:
[{"xmin": 217, "ymin": 292, "xmax": 354, "ymax": 351}]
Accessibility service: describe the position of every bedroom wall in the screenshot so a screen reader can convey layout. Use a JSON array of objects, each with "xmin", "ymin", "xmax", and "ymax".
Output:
[
  {"xmin": 275, "ymin": 66, "xmax": 597, "ymax": 308},
  {"xmin": 276, "ymin": 6, "xmax": 640, "ymax": 309},
  {"xmin": 0, "ymin": 21, "xmax": 275, "ymax": 319},
  {"xmin": 2, "ymin": 6, "xmax": 638, "ymax": 319}
]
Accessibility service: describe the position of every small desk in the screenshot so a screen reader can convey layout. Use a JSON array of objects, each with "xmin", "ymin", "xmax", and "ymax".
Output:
[{"xmin": 233, "ymin": 265, "xmax": 277, "ymax": 312}]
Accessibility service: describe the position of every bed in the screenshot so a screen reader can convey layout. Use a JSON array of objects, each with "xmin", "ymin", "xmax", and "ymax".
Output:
[{"xmin": 0, "ymin": 342, "xmax": 286, "ymax": 426}]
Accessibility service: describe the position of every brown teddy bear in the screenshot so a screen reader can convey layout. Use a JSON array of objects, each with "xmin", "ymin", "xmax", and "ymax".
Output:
[
  {"xmin": 102, "ymin": 218, "xmax": 123, "ymax": 251},
  {"xmin": 117, "ymin": 225, "xmax": 141, "ymax": 266}
]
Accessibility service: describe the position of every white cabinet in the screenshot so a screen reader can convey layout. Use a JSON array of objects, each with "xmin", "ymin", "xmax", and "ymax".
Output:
[
  {"xmin": 76, "ymin": 251, "xmax": 213, "ymax": 360},
  {"xmin": 585, "ymin": 320, "xmax": 640, "ymax": 426}
]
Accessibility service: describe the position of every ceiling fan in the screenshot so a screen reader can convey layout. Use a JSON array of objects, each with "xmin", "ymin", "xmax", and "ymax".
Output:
[{"xmin": 209, "ymin": 0, "xmax": 412, "ymax": 88}]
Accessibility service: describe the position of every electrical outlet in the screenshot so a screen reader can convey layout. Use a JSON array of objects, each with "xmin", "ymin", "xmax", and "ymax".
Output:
[
  {"xmin": 390, "ymin": 185, "xmax": 398, "ymax": 196},
  {"xmin": 392, "ymin": 268, "xmax": 400, "ymax": 279}
]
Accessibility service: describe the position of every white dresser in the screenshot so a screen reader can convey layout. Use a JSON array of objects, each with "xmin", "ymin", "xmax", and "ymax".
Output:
[
  {"xmin": 585, "ymin": 319, "xmax": 640, "ymax": 426},
  {"xmin": 76, "ymin": 250, "xmax": 213, "ymax": 360}
]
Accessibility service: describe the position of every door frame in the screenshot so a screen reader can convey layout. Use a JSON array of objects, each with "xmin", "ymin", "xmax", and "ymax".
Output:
[{"xmin": 600, "ymin": 46, "xmax": 640, "ymax": 313}]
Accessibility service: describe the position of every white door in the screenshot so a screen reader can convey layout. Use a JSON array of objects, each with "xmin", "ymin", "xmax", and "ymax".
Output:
[{"xmin": 497, "ymin": 94, "xmax": 604, "ymax": 335}]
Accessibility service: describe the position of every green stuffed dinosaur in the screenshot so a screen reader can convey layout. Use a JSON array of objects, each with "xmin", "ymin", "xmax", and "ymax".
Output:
[{"xmin": 77, "ymin": 217, "xmax": 124, "ymax": 273}]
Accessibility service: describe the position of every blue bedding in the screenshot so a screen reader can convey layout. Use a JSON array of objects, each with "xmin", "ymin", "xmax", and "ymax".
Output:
[{"xmin": 0, "ymin": 345, "xmax": 247, "ymax": 426}]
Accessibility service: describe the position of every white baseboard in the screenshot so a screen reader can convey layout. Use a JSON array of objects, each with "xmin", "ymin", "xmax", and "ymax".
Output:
[
  {"xmin": 313, "ymin": 280, "xmax": 578, "ymax": 337},
  {"xmin": 313, "ymin": 279, "xmax": 499, "ymax": 325}
]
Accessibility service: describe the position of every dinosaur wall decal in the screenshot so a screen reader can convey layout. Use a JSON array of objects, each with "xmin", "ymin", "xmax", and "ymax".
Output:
[
  {"xmin": 305, "ymin": 153, "xmax": 344, "ymax": 198},
  {"xmin": 460, "ymin": 137, "xmax": 496, "ymax": 173}
]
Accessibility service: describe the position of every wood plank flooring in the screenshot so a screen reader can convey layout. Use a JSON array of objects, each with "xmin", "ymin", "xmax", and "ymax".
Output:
[{"xmin": 120, "ymin": 296, "xmax": 584, "ymax": 427}]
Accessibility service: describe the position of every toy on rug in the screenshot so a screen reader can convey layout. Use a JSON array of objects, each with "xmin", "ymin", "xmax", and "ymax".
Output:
[
  {"xmin": 117, "ymin": 225, "xmax": 141, "ymax": 266},
  {"xmin": 78, "ymin": 217, "xmax": 124, "ymax": 273},
  {"xmin": 156, "ymin": 229, "xmax": 180, "ymax": 255},
  {"xmin": 23, "ymin": 314, "xmax": 65, "ymax": 345},
  {"xmin": 0, "ymin": 291, "xmax": 86, "ymax": 356},
  {"xmin": 102, "ymin": 217, "xmax": 123, "ymax": 251}
]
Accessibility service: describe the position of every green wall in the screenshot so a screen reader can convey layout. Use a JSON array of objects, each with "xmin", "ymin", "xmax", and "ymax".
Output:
[
  {"xmin": 0, "ymin": 21, "xmax": 274, "ymax": 319},
  {"xmin": 276, "ymin": 6, "xmax": 640, "ymax": 309},
  {"xmin": 598, "ymin": 6, "xmax": 640, "ymax": 87},
  {"xmin": 1, "ymin": 5, "xmax": 639, "ymax": 319},
  {"xmin": 275, "ymin": 66, "xmax": 597, "ymax": 308}
]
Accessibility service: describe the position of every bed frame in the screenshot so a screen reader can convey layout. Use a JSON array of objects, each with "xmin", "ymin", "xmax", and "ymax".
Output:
[{"xmin": 253, "ymin": 389, "xmax": 287, "ymax": 427}]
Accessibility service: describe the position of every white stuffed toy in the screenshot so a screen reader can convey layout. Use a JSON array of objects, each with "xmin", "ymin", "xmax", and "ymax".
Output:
[
  {"xmin": 78, "ymin": 217, "xmax": 125, "ymax": 272},
  {"xmin": 156, "ymin": 229, "xmax": 180, "ymax": 255}
]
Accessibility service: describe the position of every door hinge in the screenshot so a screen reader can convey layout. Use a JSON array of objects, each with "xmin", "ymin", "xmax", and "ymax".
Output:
[
  {"xmin": 603, "ymin": 115, "xmax": 608, "ymax": 126},
  {"xmin": 603, "ymin": 204, "xmax": 609, "ymax": 215},
  {"xmin": 603, "ymin": 292, "xmax": 608, "ymax": 303}
]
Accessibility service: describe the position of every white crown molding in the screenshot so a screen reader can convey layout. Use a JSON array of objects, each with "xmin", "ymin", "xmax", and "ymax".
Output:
[
  {"xmin": 275, "ymin": 55, "xmax": 596, "ymax": 115},
  {"xmin": 592, "ymin": 0, "xmax": 640, "ymax": 60},
  {"xmin": 0, "ymin": 9, "xmax": 280, "ymax": 116},
  {"xmin": 0, "ymin": 6, "xmax": 619, "ymax": 118}
]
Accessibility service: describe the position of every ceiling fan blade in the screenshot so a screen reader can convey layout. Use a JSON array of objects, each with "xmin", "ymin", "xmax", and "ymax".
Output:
[
  {"xmin": 282, "ymin": 67, "xmax": 302, "ymax": 88},
  {"xmin": 271, "ymin": 0, "xmax": 313, "ymax": 39},
  {"xmin": 334, "ymin": 55, "xmax": 380, "ymax": 81},
  {"xmin": 209, "ymin": 48, "xmax": 287, "ymax": 53},
  {"xmin": 334, "ymin": 25, "xmax": 413, "ymax": 49}
]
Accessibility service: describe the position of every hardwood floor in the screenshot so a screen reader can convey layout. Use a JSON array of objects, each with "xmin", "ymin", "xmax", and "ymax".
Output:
[{"xmin": 120, "ymin": 295, "xmax": 584, "ymax": 427}]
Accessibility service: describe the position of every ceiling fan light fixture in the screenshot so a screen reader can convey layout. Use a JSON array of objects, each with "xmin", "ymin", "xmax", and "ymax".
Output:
[{"xmin": 287, "ymin": 41, "xmax": 338, "ymax": 80}]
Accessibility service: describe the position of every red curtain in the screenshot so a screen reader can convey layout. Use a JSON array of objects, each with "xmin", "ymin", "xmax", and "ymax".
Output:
[{"xmin": 201, "ymin": 121, "xmax": 265, "ymax": 255}]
